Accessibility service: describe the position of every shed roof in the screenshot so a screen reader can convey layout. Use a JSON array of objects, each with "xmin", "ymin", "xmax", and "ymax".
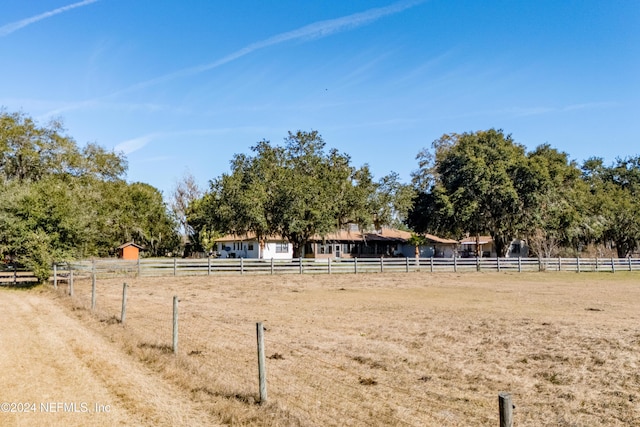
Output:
[{"xmin": 117, "ymin": 241, "xmax": 145, "ymax": 250}]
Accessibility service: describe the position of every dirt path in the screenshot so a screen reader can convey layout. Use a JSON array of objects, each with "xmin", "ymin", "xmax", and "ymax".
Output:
[{"xmin": 0, "ymin": 289, "xmax": 220, "ymax": 427}]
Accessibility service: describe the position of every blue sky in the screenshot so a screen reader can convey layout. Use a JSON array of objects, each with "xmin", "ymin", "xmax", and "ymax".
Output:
[{"xmin": 1, "ymin": 0, "xmax": 638, "ymax": 197}]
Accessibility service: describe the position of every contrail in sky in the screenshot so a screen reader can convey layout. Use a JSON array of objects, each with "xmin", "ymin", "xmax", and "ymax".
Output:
[
  {"xmin": 114, "ymin": 0, "xmax": 426, "ymax": 95},
  {"xmin": 42, "ymin": 0, "xmax": 425, "ymax": 118},
  {"xmin": 0, "ymin": 0, "xmax": 99, "ymax": 37}
]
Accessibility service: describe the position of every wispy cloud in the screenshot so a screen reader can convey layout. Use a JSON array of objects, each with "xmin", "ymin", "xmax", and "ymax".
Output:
[
  {"xmin": 506, "ymin": 102, "xmax": 619, "ymax": 117},
  {"xmin": 112, "ymin": 0, "xmax": 427, "ymax": 96},
  {"xmin": 114, "ymin": 134, "xmax": 159, "ymax": 155},
  {"xmin": 40, "ymin": 0, "xmax": 426, "ymax": 118},
  {"xmin": 0, "ymin": 0, "xmax": 99, "ymax": 37},
  {"xmin": 114, "ymin": 126, "xmax": 274, "ymax": 155}
]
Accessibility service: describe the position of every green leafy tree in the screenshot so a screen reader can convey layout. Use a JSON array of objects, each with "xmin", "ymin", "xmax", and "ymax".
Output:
[
  {"xmin": 523, "ymin": 145, "xmax": 588, "ymax": 257},
  {"xmin": 190, "ymin": 131, "xmax": 378, "ymax": 258},
  {"xmin": 582, "ymin": 156, "xmax": 640, "ymax": 257},
  {"xmin": 369, "ymin": 172, "xmax": 416, "ymax": 230},
  {"xmin": 0, "ymin": 110, "xmax": 179, "ymax": 280},
  {"xmin": 408, "ymin": 130, "xmax": 539, "ymax": 256}
]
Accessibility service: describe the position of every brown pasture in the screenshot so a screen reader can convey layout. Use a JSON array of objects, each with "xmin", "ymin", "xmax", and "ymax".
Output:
[{"xmin": 5, "ymin": 271, "xmax": 640, "ymax": 426}]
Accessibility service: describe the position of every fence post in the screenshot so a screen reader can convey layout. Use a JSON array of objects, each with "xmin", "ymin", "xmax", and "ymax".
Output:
[
  {"xmin": 497, "ymin": 257, "xmax": 501, "ymax": 273},
  {"xmin": 476, "ymin": 256, "xmax": 480, "ymax": 272},
  {"xmin": 453, "ymin": 256, "xmax": 457, "ymax": 273},
  {"xmin": 256, "ymin": 322, "xmax": 267, "ymax": 404},
  {"xmin": 354, "ymin": 258, "xmax": 358, "ymax": 274},
  {"xmin": 53, "ymin": 264, "xmax": 57, "ymax": 289},
  {"xmin": 208, "ymin": 256, "xmax": 212, "ymax": 275},
  {"xmin": 558, "ymin": 257, "xmax": 562, "ymax": 272},
  {"xmin": 595, "ymin": 257, "xmax": 599, "ymax": 271},
  {"xmin": 611, "ymin": 257, "xmax": 615, "ymax": 273},
  {"xmin": 518, "ymin": 257, "xmax": 522, "ymax": 273},
  {"xmin": 69, "ymin": 270, "xmax": 74, "ymax": 297},
  {"xmin": 328, "ymin": 258, "xmax": 332, "ymax": 274},
  {"xmin": 499, "ymin": 392, "xmax": 513, "ymax": 427},
  {"xmin": 270, "ymin": 257, "xmax": 274, "ymax": 275},
  {"xmin": 430, "ymin": 256, "xmax": 433, "ymax": 273},
  {"xmin": 576, "ymin": 257, "xmax": 581, "ymax": 273},
  {"xmin": 380, "ymin": 257, "xmax": 384, "ymax": 273},
  {"xmin": 91, "ymin": 271, "xmax": 96, "ymax": 311},
  {"xmin": 173, "ymin": 296, "xmax": 179, "ymax": 355},
  {"xmin": 538, "ymin": 257, "xmax": 542, "ymax": 272},
  {"xmin": 241, "ymin": 258, "xmax": 244, "ymax": 275},
  {"xmin": 121, "ymin": 282, "xmax": 128, "ymax": 324},
  {"xmin": 629, "ymin": 256, "xmax": 632, "ymax": 272},
  {"xmin": 13, "ymin": 265, "xmax": 17, "ymax": 285},
  {"xmin": 137, "ymin": 258, "xmax": 141, "ymax": 277},
  {"xmin": 173, "ymin": 258, "xmax": 177, "ymax": 276},
  {"xmin": 299, "ymin": 258, "xmax": 303, "ymax": 274},
  {"xmin": 406, "ymin": 256, "xmax": 409, "ymax": 273}
]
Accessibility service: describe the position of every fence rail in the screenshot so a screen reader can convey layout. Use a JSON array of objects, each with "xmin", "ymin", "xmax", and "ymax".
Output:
[
  {"xmin": 0, "ymin": 267, "xmax": 38, "ymax": 286},
  {"xmin": 59, "ymin": 256, "xmax": 640, "ymax": 279}
]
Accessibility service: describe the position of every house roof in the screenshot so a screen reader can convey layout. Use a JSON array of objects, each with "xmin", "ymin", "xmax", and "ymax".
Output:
[
  {"xmin": 421, "ymin": 233, "xmax": 459, "ymax": 244},
  {"xmin": 117, "ymin": 241, "xmax": 145, "ymax": 250},
  {"xmin": 215, "ymin": 233, "xmax": 286, "ymax": 243},
  {"xmin": 215, "ymin": 228, "xmax": 457, "ymax": 245},
  {"xmin": 459, "ymin": 236, "xmax": 493, "ymax": 245}
]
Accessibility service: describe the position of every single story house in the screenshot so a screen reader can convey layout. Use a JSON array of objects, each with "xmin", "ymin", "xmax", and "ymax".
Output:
[
  {"xmin": 214, "ymin": 228, "xmax": 460, "ymax": 260},
  {"xmin": 305, "ymin": 228, "xmax": 458, "ymax": 259},
  {"xmin": 215, "ymin": 233, "xmax": 293, "ymax": 259}
]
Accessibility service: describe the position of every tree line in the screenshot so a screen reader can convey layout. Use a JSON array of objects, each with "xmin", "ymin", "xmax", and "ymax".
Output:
[
  {"xmin": 187, "ymin": 129, "xmax": 640, "ymax": 260},
  {"xmin": 0, "ymin": 111, "xmax": 179, "ymax": 280},
  {"xmin": 2, "ymin": 109, "xmax": 639, "ymax": 281}
]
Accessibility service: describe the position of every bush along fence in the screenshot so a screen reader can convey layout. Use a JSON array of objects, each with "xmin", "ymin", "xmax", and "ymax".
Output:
[
  {"xmin": 52, "ymin": 271, "xmax": 524, "ymax": 426},
  {"xmin": 55, "ymin": 256, "xmax": 640, "ymax": 280}
]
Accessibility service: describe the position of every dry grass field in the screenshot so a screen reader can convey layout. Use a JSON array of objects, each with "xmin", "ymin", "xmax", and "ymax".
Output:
[{"xmin": 3, "ymin": 271, "xmax": 640, "ymax": 426}]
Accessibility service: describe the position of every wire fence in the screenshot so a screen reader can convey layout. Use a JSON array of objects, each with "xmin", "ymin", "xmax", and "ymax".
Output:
[
  {"xmin": 49, "ymin": 259, "xmax": 639, "ymax": 426},
  {"xmin": 51, "ymin": 270, "xmax": 508, "ymax": 426},
  {"xmin": 61, "ymin": 256, "xmax": 640, "ymax": 279}
]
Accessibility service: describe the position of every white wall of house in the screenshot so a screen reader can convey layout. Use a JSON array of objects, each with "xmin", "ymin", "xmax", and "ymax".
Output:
[
  {"xmin": 261, "ymin": 241, "xmax": 293, "ymax": 259},
  {"xmin": 217, "ymin": 240, "xmax": 292, "ymax": 259}
]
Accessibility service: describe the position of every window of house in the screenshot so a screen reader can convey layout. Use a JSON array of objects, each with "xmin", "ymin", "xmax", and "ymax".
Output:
[
  {"xmin": 248, "ymin": 244, "xmax": 254, "ymax": 251},
  {"xmin": 276, "ymin": 243, "xmax": 288, "ymax": 253},
  {"xmin": 512, "ymin": 243, "xmax": 521, "ymax": 254}
]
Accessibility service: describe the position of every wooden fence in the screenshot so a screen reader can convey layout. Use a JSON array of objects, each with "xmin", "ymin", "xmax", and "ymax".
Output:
[
  {"xmin": 58, "ymin": 256, "xmax": 640, "ymax": 279},
  {"xmin": 0, "ymin": 266, "xmax": 38, "ymax": 286}
]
